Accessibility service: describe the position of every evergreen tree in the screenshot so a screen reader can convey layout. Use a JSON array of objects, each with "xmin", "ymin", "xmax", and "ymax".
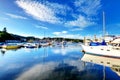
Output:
[{"xmin": 3, "ymin": 27, "xmax": 7, "ymax": 33}]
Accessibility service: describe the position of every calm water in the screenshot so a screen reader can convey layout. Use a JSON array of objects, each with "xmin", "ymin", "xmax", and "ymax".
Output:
[{"xmin": 0, "ymin": 44, "xmax": 120, "ymax": 80}]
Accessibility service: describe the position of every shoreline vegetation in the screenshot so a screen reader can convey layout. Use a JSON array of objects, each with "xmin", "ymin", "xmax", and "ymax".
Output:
[{"xmin": 0, "ymin": 27, "xmax": 83, "ymax": 43}]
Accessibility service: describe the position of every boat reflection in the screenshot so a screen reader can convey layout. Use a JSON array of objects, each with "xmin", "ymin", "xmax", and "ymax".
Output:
[
  {"xmin": 0, "ymin": 48, "xmax": 19, "ymax": 55},
  {"xmin": 81, "ymin": 54, "xmax": 120, "ymax": 76}
]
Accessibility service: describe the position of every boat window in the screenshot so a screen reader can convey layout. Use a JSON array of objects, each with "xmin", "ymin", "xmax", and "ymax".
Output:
[
  {"xmin": 114, "ymin": 44, "xmax": 118, "ymax": 46},
  {"xmin": 119, "ymin": 44, "xmax": 120, "ymax": 47}
]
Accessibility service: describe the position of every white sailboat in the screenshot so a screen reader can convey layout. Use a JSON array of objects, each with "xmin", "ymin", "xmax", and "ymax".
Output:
[
  {"xmin": 81, "ymin": 12, "xmax": 120, "ymax": 58},
  {"xmin": 81, "ymin": 43, "xmax": 120, "ymax": 58}
]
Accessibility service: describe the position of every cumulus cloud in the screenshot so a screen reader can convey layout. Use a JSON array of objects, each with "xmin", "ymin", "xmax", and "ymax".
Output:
[{"xmin": 5, "ymin": 13, "xmax": 27, "ymax": 19}]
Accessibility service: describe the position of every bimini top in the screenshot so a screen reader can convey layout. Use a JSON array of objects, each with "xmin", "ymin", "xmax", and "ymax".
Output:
[{"xmin": 89, "ymin": 40, "xmax": 107, "ymax": 46}]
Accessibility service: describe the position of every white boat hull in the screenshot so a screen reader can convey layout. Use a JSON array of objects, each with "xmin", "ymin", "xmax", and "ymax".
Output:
[{"xmin": 81, "ymin": 44, "xmax": 120, "ymax": 58}]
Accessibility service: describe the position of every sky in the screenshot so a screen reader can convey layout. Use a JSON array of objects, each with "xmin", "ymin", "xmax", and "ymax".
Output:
[{"xmin": 0, "ymin": 0, "xmax": 120, "ymax": 39}]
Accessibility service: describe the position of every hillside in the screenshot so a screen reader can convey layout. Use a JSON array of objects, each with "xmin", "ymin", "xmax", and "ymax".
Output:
[{"xmin": 0, "ymin": 31, "xmax": 20, "ymax": 42}]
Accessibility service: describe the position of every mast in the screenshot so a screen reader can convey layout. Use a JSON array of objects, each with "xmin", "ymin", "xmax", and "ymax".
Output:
[{"xmin": 103, "ymin": 11, "xmax": 106, "ymax": 39}]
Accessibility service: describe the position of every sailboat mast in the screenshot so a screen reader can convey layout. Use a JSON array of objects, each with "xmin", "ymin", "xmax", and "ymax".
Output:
[{"xmin": 103, "ymin": 11, "xmax": 106, "ymax": 39}]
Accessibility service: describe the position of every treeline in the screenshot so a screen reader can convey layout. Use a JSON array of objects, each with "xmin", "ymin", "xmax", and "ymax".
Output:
[
  {"xmin": 0, "ymin": 27, "xmax": 39, "ymax": 42},
  {"xmin": 0, "ymin": 27, "xmax": 83, "ymax": 43},
  {"xmin": 0, "ymin": 27, "xmax": 19, "ymax": 42},
  {"xmin": 43, "ymin": 37, "xmax": 83, "ymax": 43}
]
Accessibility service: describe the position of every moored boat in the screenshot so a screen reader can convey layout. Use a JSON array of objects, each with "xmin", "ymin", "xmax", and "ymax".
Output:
[
  {"xmin": 81, "ymin": 38, "xmax": 120, "ymax": 58},
  {"xmin": 24, "ymin": 43, "xmax": 41, "ymax": 48},
  {"xmin": 2, "ymin": 43, "xmax": 21, "ymax": 49},
  {"xmin": 81, "ymin": 11, "xmax": 120, "ymax": 58}
]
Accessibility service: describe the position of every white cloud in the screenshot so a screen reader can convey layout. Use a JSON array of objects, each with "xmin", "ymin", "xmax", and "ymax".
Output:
[
  {"xmin": 62, "ymin": 31, "xmax": 68, "ymax": 34},
  {"xmin": 74, "ymin": 0, "xmax": 101, "ymax": 16},
  {"xmin": 53, "ymin": 31, "xmax": 68, "ymax": 36},
  {"xmin": 53, "ymin": 32, "xmax": 61, "ymax": 36},
  {"xmin": 65, "ymin": 0, "xmax": 101, "ymax": 29},
  {"xmin": 65, "ymin": 15, "xmax": 95, "ymax": 28},
  {"xmin": 45, "ymin": 1, "xmax": 70, "ymax": 16},
  {"xmin": 35, "ymin": 25, "xmax": 48, "ymax": 30},
  {"xmin": 16, "ymin": 0, "xmax": 62, "ymax": 24},
  {"xmin": 53, "ymin": 31, "xmax": 83, "ymax": 39},
  {"xmin": 15, "ymin": 0, "xmax": 101, "ymax": 29},
  {"xmin": 52, "ymin": 31, "xmax": 103, "ymax": 39},
  {"xmin": 5, "ymin": 13, "xmax": 27, "ymax": 19}
]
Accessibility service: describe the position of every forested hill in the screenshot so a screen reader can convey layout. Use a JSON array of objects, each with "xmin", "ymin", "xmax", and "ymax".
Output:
[
  {"xmin": 0, "ymin": 31, "xmax": 20, "ymax": 42},
  {"xmin": 0, "ymin": 27, "xmax": 24, "ymax": 42}
]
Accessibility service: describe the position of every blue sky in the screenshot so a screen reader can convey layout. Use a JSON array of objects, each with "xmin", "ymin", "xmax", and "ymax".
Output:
[{"xmin": 0, "ymin": 0, "xmax": 120, "ymax": 39}]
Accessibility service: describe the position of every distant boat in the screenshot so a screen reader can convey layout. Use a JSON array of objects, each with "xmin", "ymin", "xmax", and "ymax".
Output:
[
  {"xmin": 2, "ymin": 43, "xmax": 20, "ymax": 49},
  {"xmin": 24, "ymin": 43, "xmax": 41, "ymax": 48},
  {"xmin": 40, "ymin": 42, "xmax": 50, "ymax": 47},
  {"xmin": 51, "ymin": 41, "xmax": 67, "ymax": 48}
]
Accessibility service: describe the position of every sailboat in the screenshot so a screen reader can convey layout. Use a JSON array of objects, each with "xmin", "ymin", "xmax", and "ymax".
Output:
[{"xmin": 81, "ymin": 12, "xmax": 120, "ymax": 58}]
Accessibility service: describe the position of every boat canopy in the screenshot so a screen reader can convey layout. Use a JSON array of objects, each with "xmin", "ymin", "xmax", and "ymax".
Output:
[{"xmin": 89, "ymin": 40, "xmax": 107, "ymax": 46}]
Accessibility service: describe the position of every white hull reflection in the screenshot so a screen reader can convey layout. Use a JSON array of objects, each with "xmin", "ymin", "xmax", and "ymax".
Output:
[{"xmin": 81, "ymin": 54, "xmax": 120, "ymax": 76}]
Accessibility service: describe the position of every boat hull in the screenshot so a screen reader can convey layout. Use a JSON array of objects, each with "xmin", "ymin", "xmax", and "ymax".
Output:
[
  {"xmin": 2, "ymin": 45, "xmax": 20, "ymax": 49},
  {"xmin": 81, "ymin": 44, "xmax": 120, "ymax": 58}
]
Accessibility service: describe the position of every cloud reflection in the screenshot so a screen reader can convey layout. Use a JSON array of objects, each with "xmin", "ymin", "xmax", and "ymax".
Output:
[
  {"xmin": 15, "ymin": 62, "xmax": 59, "ymax": 80},
  {"xmin": 52, "ymin": 46, "xmax": 81, "ymax": 55},
  {"xmin": 15, "ymin": 59, "xmax": 85, "ymax": 80}
]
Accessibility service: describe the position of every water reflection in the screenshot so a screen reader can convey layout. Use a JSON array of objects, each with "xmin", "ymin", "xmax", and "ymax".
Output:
[
  {"xmin": 81, "ymin": 54, "xmax": 120, "ymax": 76},
  {"xmin": 15, "ymin": 59, "xmax": 86, "ymax": 80},
  {"xmin": 1, "ymin": 49, "xmax": 6, "ymax": 56},
  {"xmin": 0, "ymin": 48, "xmax": 19, "ymax": 55},
  {"xmin": 51, "ymin": 46, "xmax": 81, "ymax": 55},
  {"xmin": 0, "ymin": 45, "xmax": 120, "ymax": 80}
]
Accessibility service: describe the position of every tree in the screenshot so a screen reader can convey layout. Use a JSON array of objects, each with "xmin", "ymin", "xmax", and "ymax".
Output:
[{"xmin": 3, "ymin": 27, "xmax": 7, "ymax": 33}]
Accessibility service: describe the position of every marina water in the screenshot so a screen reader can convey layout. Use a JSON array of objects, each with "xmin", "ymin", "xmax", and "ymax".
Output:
[{"xmin": 0, "ymin": 43, "xmax": 120, "ymax": 80}]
